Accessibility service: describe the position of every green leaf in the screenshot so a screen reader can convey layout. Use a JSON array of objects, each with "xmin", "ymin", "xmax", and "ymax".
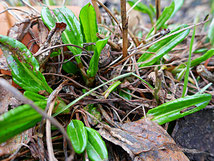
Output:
[
  {"xmin": 119, "ymin": 89, "xmax": 132, "ymax": 100},
  {"xmin": 127, "ymin": 0, "xmax": 154, "ymax": 24},
  {"xmin": 41, "ymin": 7, "xmax": 83, "ymax": 64},
  {"xmin": 171, "ymin": 0, "xmax": 184, "ymax": 18},
  {"xmin": 62, "ymin": 60, "xmax": 79, "ymax": 74},
  {"xmin": 138, "ymin": 26, "xmax": 190, "ymax": 67},
  {"xmin": 182, "ymin": 24, "xmax": 196, "ymax": 97},
  {"xmin": 103, "ymin": 81, "xmax": 121, "ymax": 99},
  {"xmin": 79, "ymin": 3, "xmax": 98, "ymax": 44},
  {"xmin": 208, "ymin": 18, "xmax": 214, "ymax": 46},
  {"xmin": 193, "ymin": 48, "xmax": 208, "ymax": 54},
  {"xmin": 147, "ymin": 93, "xmax": 212, "ymax": 125},
  {"xmin": 84, "ymin": 105, "xmax": 102, "ymax": 125},
  {"xmin": 146, "ymin": 1, "xmax": 175, "ymax": 38},
  {"xmin": 0, "ymin": 101, "xmax": 47, "ymax": 143},
  {"xmin": 24, "ymin": 91, "xmax": 47, "ymax": 102},
  {"xmin": 67, "ymin": 120, "xmax": 88, "ymax": 154},
  {"xmin": 87, "ymin": 37, "xmax": 108, "ymax": 77},
  {"xmin": 172, "ymin": 49, "xmax": 214, "ymax": 74},
  {"xmin": 86, "ymin": 127, "xmax": 108, "ymax": 161},
  {"xmin": 0, "ymin": 35, "xmax": 52, "ymax": 94}
]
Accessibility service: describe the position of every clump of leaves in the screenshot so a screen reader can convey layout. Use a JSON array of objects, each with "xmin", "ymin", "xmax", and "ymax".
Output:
[{"xmin": 0, "ymin": 0, "xmax": 213, "ymax": 160}]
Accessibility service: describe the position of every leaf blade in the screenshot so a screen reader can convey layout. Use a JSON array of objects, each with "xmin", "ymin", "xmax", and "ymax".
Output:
[
  {"xmin": 67, "ymin": 120, "xmax": 88, "ymax": 154},
  {"xmin": 86, "ymin": 127, "xmax": 108, "ymax": 161},
  {"xmin": 147, "ymin": 93, "xmax": 212, "ymax": 125}
]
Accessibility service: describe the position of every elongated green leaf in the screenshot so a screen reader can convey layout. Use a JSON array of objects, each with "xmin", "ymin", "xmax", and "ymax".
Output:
[
  {"xmin": 171, "ymin": 0, "xmax": 184, "ymax": 18},
  {"xmin": 87, "ymin": 37, "xmax": 108, "ymax": 77},
  {"xmin": 138, "ymin": 25, "xmax": 185, "ymax": 63},
  {"xmin": 79, "ymin": 3, "xmax": 98, "ymax": 44},
  {"xmin": 0, "ymin": 101, "xmax": 47, "ymax": 143},
  {"xmin": 147, "ymin": 93, "xmax": 211, "ymax": 125},
  {"xmin": 62, "ymin": 60, "xmax": 79, "ymax": 74},
  {"xmin": 67, "ymin": 120, "xmax": 87, "ymax": 154},
  {"xmin": 103, "ymin": 81, "xmax": 121, "ymax": 99},
  {"xmin": 86, "ymin": 127, "xmax": 108, "ymax": 161},
  {"xmin": 182, "ymin": 25, "xmax": 196, "ymax": 97},
  {"xmin": 138, "ymin": 26, "xmax": 190, "ymax": 67},
  {"xmin": 0, "ymin": 35, "xmax": 52, "ymax": 93},
  {"xmin": 127, "ymin": 0, "xmax": 154, "ymax": 23},
  {"xmin": 24, "ymin": 91, "xmax": 47, "ymax": 102},
  {"xmin": 208, "ymin": 18, "xmax": 214, "ymax": 46},
  {"xmin": 41, "ymin": 7, "xmax": 83, "ymax": 64},
  {"xmin": 147, "ymin": 1, "xmax": 175, "ymax": 38},
  {"xmin": 172, "ymin": 49, "xmax": 214, "ymax": 74}
]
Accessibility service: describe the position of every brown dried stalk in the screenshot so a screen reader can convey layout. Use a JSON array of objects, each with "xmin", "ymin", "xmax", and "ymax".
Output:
[
  {"xmin": 155, "ymin": 0, "xmax": 161, "ymax": 20},
  {"xmin": 95, "ymin": 0, "xmax": 139, "ymax": 46},
  {"xmin": 92, "ymin": 0, "xmax": 101, "ymax": 23},
  {"xmin": 121, "ymin": 0, "xmax": 128, "ymax": 58},
  {"xmin": 97, "ymin": 33, "xmax": 121, "ymax": 51}
]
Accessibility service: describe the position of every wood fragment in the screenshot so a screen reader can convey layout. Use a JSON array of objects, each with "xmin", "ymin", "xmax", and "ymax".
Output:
[
  {"xmin": 197, "ymin": 65, "xmax": 214, "ymax": 83},
  {"xmin": 120, "ymin": 0, "xmax": 128, "ymax": 58}
]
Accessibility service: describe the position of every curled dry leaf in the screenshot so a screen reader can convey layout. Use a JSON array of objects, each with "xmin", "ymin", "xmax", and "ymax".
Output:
[{"xmin": 99, "ymin": 118, "xmax": 189, "ymax": 160}]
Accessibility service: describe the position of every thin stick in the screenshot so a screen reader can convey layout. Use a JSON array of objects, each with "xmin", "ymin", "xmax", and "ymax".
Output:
[
  {"xmin": 46, "ymin": 98, "xmax": 58, "ymax": 161},
  {"xmin": 121, "ymin": 105, "xmax": 142, "ymax": 122},
  {"xmin": 95, "ymin": 0, "xmax": 139, "ymax": 46},
  {"xmin": 0, "ymin": 78, "xmax": 73, "ymax": 152},
  {"xmin": 121, "ymin": 0, "xmax": 128, "ymax": 58},
  {"xmin": 97, "ymin": 33, "xmax": 121, "ymax": 51},
  {"xmin": 34, "ymin": 44, "xmax": 91, "ymax": 56},
  {"xmin": 92, "ymin": 0, "xmax": 101, "ymax": 23},
  {"xmin": 20, "ymin": 0, "xmax": 40, "ymax": 14},
  {"xmin": 0, "ymin": 8, "xmax": 31, "ymax": 15},
  {"xmin": 155, "ymin": 0, "xmax": 161, "ymax": 20},
  {"xmin": 127, "ymin": 0, "xmax": 141, "ymax": 15}
]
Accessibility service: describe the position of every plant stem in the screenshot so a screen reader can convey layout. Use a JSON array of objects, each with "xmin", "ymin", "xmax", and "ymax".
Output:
[
  {"xmin": 121, "ymin": 0, "xmax": 128, "ymax": 58},
  {"xmin": 92, "ymin": 0, "xmax": 101, "ymax": 23},
  {"xmin": 155, "ymin": 0, "xmax": 161, "ymax": 20},
  {"xmin": 182, "ymin": 26, "xmax": 196, "ymax": 97}
]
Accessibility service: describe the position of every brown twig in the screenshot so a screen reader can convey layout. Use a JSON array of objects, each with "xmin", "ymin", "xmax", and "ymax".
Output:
[
  {"xmin": 97, "ymin": 33, "xmax": 121, "ymax": 51},
  {"xmin": 95, "ymin": 0, "xmax": 139, "ymax": 46},
  {"xmin": 91, "ymin": 0, "xmax": 101, "ymax": 23},
  {"xmin": 0, "ymin": 78, "xmax": 74, "ymax": 155},
  {"xmin": 34, "ymin": 44, "xmax": 90, "ymax": 57},
  {"xmin": 155, "ymin": 0, "xmax": 161, "ymax": 21},
  {"xmin": 121, "ymin": 0, "xmax": 128, "ymax": 58},
  {"xmin": 46, "ymin": 98, "xmax": 58, "ymax": 161}
]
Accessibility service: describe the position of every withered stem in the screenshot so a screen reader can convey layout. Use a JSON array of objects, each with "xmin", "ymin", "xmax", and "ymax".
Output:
[{"xmin": 120, "ymin": 0, "xmax": 128, "ymax": 58}]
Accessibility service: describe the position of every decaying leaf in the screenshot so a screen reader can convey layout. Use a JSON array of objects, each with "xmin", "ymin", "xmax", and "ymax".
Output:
[
  {"xmin": 35, "ymin": 22, "xmax": 67, "ymax": 66},
  {"xmin": 0, "ymin": 129, "xmax": 31, "ymax": 157},
  {"xmin": 99, "ymin": 118, "xmax": 189, "ymax": 160}
]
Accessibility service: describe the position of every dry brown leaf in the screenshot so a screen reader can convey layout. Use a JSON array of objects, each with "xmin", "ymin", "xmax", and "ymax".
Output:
[
  {"xmin": 0, "ymin": 129, "xmax": 31, "ymax": 157},
  {"xmin": 99, "ymin": 118, "xmax": 189, "ymax": 161}
]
